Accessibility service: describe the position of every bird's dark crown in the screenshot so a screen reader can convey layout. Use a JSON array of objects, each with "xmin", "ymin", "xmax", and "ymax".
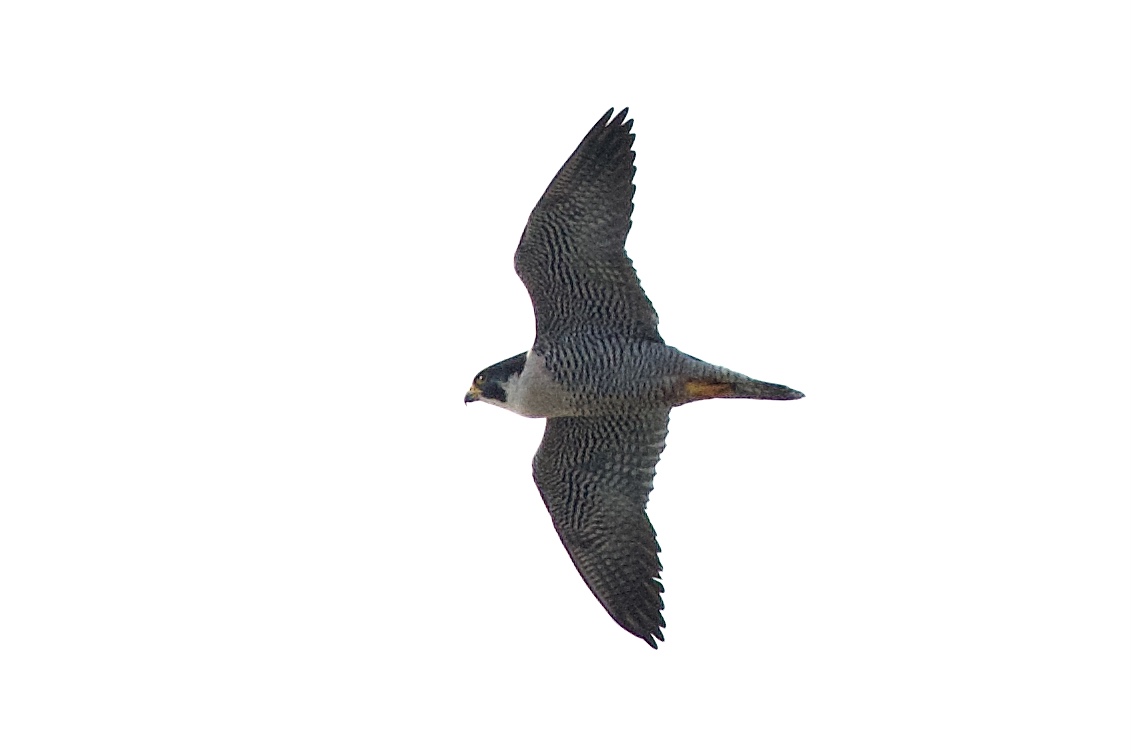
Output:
[{"xmin": 469, "ymin": 352, "xmax": 527, "ymax": 403}]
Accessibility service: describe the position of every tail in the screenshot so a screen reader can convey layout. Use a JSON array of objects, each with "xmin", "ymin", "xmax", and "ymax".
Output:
[{"xmin": 684, "ymin": 377, "xmax": 805, "ymax": 401}]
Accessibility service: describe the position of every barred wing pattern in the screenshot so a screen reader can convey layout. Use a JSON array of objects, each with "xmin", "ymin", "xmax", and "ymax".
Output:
[
  {"xmin": 532, "ymin": 409, "xmax": 670, "ymax": 647},
  {"xmin": 514, "ymin": 109, "xmax": 662, "ymax": 345}
]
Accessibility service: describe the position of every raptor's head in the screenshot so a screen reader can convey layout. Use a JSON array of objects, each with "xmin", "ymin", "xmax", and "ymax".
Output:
[{"xmin": 464, "ymin": 352, "xmax": 527, "ymax": 409}]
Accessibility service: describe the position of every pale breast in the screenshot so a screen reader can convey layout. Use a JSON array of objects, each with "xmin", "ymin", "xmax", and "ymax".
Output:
[{"xmin": 510, "ymin": 350, "xmax": 580, "ymax": 418}]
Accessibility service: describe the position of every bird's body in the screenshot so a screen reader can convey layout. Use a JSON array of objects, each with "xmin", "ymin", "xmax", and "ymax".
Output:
[
  {"xmin": 466, "ymin": 109, "xmax": 802, "ymax": 647},
  {"xmin": 484, "ymin": 343, "xmax": 798, "ymax": 418}
]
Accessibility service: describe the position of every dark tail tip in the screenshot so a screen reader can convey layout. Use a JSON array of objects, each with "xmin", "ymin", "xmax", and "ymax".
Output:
[{"xmin": 750, "ymin": 381, "xmax": 805, "ymax": 400}]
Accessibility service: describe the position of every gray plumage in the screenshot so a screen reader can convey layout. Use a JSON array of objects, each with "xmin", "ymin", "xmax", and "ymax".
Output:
[
  {"xmin": 515, "ymin": 108, "xmax": 660, "ymax": 344},
  {"xmin": 534, "ymin": 410, "xmax": 670, "ymax": 646},
  {"xmin": 466, "ymin": 109, "xmax": 803, "ymax": 648}
]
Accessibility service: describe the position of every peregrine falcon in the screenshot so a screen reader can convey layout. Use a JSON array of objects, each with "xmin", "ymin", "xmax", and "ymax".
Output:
[{"xmin": 465, "ymin": 108, "xmax": 803, "ymax": 648}]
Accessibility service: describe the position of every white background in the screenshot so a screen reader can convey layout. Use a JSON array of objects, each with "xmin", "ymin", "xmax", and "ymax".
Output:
[{"xmin": 2, "ymin": 2, "xmax": 1130, "ymax": 752}]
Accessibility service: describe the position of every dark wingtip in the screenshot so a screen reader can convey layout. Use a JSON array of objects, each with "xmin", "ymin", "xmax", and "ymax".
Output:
[{"xmin": 598, "ymin": 107, "xmax": 631, "ymax": 131}]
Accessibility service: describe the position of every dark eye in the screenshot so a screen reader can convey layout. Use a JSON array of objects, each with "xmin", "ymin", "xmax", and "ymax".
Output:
[{"xmin": 475, "ymin": 374, "xmax": 486, "ymax": 385}]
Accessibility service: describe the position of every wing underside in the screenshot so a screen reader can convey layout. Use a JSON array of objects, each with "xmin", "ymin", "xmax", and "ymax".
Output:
[
  {"xmin": 532, "ymin": 409, "xmax": 670, "ymax": 647},
  {"xmin": 514, "ymin": 109, "xmax": 662, "ymax": 345}
]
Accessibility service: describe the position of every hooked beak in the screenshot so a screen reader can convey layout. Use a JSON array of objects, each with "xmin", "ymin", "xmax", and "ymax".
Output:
[{"xmin": 464, "ymin": 386, "xmax": 482, "ymax": 404}]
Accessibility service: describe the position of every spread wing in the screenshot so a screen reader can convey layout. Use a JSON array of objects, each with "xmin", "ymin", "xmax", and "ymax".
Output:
[
  {"xmin": 514, "ymin": 108, "xmax": 662, "ymax": 345},
  {"xmin": 532, "ymin": 409, "xmax": 669, "ymax": 647}
]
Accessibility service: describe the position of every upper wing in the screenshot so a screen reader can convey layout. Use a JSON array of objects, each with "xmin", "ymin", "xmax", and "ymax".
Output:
[
  {"xmin": 514, "ymin": 109, "xmax": 662, "ymax": 345},
  {"xmin": 532, "ymin": 409, "xmax": 670, "ymax": 647}
]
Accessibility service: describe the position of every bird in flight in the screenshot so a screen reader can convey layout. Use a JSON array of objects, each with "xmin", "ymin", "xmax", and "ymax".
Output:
[{"xmin": 465, "ymin": 109, "xmax": 803, "ymax": 647}]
